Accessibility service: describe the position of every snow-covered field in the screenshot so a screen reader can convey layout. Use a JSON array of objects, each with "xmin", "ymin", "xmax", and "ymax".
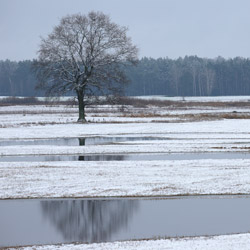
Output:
[
  {"xmin": 1, "ymin": 97, "xmax": 250, "ymax": 249},
  {"xmin": 12, "ymin": 233, "xmax": 250, "ymax": 250},
  {"xmin": 2, "ymin": 159, "xmax": 250, "ymax": 199}
]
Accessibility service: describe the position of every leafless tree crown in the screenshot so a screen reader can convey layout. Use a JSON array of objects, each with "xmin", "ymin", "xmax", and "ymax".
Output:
[{"xmin": 34, "ymin": 11, "xmax": 138, "ymax": 97}]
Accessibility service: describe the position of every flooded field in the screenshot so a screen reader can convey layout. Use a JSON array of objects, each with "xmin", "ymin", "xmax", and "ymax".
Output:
[
  {"xmin": 1, "ymin": 196, "xmax": 250, "ymax": 248},
  {"xmin": 2, "ymin": 101, "xmax": 250, "ymax": 249},
  {"xmin": 1, "ymin": 136, "xmax": 250, "ymax": 162}
]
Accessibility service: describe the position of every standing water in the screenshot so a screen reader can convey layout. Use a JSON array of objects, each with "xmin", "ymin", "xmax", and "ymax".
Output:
[{"xmin": 1, "ymin": 196, "xmax": 250, "ymax": 247}]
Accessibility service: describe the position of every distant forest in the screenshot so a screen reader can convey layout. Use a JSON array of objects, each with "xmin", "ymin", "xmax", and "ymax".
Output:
[{"xmin": 1, "ymin": 56, "xmax": 250, "ymax": 97}]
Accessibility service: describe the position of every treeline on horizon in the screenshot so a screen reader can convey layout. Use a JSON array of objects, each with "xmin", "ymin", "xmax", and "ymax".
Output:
[{"xmin": 1, "ymin": 56, "xmax": 250, "ymax": 97}]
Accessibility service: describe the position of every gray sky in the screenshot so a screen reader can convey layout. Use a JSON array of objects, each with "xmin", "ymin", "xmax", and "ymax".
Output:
[{"xmin": 1, "ymin": 0, "xmax": 250, "ymax": 61}]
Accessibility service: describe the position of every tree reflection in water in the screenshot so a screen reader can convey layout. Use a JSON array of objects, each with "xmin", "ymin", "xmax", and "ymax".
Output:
[
  {"xmin": 40, "ymin": 199, "xmax": 138, "ymax": 243},
  {"xmin": 78, "ymin": 138, "xmax": 125, "ymax": 161},
  {"xmin": 78, "ymin": 155, "xmax": 125, "ymax": 161}
]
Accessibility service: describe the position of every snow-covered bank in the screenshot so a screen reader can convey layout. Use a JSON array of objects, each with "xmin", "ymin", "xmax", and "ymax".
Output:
[
  {"xmin": 1, "ymin": 159, "xmax": 250, "ymax": 199},
  {"xmin": 12, "ymin": 233, "xmax": 250, "ymax": 250},
  {"xmin": 1, "ymin": 119, "xmax": 250, "ymax": 139}
]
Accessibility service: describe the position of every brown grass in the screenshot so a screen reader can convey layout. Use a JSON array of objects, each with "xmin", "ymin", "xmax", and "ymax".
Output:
[
  {"xmin": 0, "ymin": 97, "xmax": 78, "ymax": 106},
  {"xmin": 117, "ymin": 96, "xmax": 250, "ymax": 108},
  {"xmin": 2, "ymin": 96, "xmax": 250, "ymax": 108}
]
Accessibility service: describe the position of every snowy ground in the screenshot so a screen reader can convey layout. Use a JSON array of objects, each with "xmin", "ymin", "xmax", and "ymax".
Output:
[
  {"xmin": 134, "ymin": 95, "xmax": 250, "ymax": 102},
  {"xmin": 1, "ymin": 98, "xmax": 250, "ymax": 249},
  {"xmin": 1, "ymin": 159, "xmax": 250, "ymax": 199},
  {"xmin": 11, "ymin": 233, "xmax": 250, "ymax": 250}
]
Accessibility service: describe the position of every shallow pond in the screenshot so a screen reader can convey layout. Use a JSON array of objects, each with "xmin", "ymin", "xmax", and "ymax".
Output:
[
  {"xmin": 1, "ymin": 196, "xmax": 250, "ymax": 247},
  {"xmin": 1, "ymin": 152, "xmax": 250, "ymax": 162}
]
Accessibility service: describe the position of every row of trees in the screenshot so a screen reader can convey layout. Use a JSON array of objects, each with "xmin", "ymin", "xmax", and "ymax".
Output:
[
  {"xmin": 2, "ymin": 56, "xmax": 250, "ymax": 98},
  {"xmin": 0, "ymin": 60, "xmax": 43, "ymax": 96},
  {"xmin": 124, "ymin": 56, "xmax": 250, "ymax": 96}
]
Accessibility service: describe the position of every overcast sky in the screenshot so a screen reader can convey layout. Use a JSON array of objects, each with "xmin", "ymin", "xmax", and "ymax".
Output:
[{"xmin": 1, "ymin": 0, "xmax": 250, "ymax": 61}]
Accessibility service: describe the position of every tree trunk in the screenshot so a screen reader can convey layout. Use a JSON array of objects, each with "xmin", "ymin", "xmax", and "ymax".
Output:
[{"xmin": 77, "ymin": 90, "xmax": 86, "ymax": 123}]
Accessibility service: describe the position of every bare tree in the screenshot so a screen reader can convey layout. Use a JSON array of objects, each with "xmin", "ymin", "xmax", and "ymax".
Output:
[{"xmin": 33, "ymin": 12, "xmax": 138, "ymax": 122}]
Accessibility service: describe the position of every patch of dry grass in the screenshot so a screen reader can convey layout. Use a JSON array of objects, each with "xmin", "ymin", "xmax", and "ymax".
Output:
[
  {"xmin": 117, "ymin": 97, "xmax": 250, "ymax": 108},
  {"xmin": 0, "ymin": 97, "xmax": 78, "ymax": 106}
]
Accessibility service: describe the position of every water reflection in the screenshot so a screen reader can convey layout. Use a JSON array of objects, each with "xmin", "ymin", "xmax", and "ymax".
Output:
[
  {"xmin": 1, "ymin": 153, "xmax": 250, "ymax": 162},
  {"xmin": 78, "ymin": 138, "xmax": 85, "ymax": 160},
  {"xmin": 2, "ymin": 196, "xmax": 250, "ymax": 248},
  {"xmin": 78, "ymin": 138, "xmax": 85, "ymax": 146},
  {"xmin": 40, "ymin": 199, "xmax": 138, "ymax": 243},
  {"xmin": 78, "ymin": 155, "xmax": 125, "ymax": 161}
]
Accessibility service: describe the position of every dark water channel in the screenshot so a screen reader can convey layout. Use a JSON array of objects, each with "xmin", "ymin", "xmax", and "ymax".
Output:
[
  {"xmin": 1, "ymin": 153, "xmax": 250, "ymax": 162},
  {"xmin": 1, "ymin": 196, "xmax": 250, "ymax": 248}
]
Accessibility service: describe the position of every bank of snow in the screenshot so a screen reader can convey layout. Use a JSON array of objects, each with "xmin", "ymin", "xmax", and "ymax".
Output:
[
  {"xmin": 1, "ymin": 159, "xmax": 250, "ymax": 199},
  {"xmin": 1, "ymin": 119, "xmax": 250, "ymax": 139},
  {"xmin": 13, "ymin": 233, "xmax": 250, "ymax": 250}
]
